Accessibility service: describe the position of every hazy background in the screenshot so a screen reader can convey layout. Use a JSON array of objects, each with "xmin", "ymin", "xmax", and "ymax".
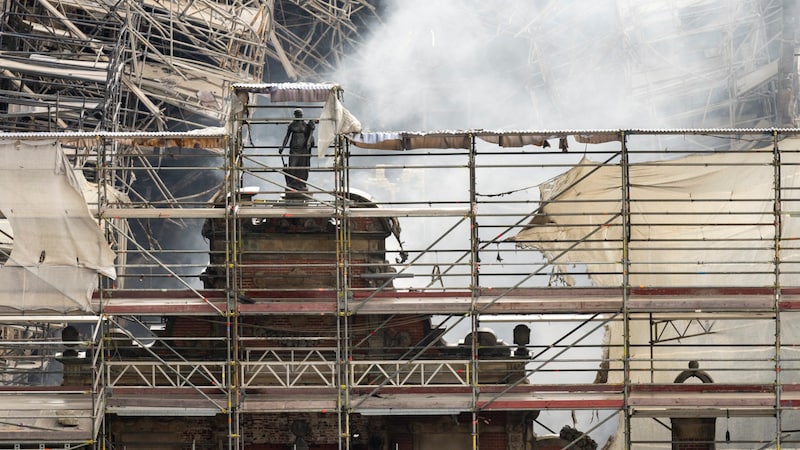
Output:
[{"xmin": 332, "ymin": 0, "xmax": 730, "ymax": 131}]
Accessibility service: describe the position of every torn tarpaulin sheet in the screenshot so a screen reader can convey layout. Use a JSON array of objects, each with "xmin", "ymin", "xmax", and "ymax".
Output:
[
  {"xmin": 348, "ymin": 132, "xmax": 471, "ymax": 150},
  {"xmin": 317, "ymin": 93, "xmax": 362, "ymax": 157},
  {"xmin": 0, "ymin": 139, "xmax": 117, "ymax": 312},
  {"xmin": 477, "ymin": 132, "xmax": 553, "ymax": 148}
]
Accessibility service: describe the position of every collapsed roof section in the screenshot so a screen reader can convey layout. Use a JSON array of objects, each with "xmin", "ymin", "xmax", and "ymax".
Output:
[
  {"xmin": 0, "ymin": 0, "xmax": 381, "ymax": 134},
  {"xmin": 0, "ymin": 0, "xmax": 272, "ymax": 133},
  {"xmin": 267, "ymin": 0, "xmax": 380, "ymax": 81}
]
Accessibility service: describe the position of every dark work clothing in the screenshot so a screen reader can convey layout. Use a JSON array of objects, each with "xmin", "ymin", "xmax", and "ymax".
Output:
[{"xmin": 281, "ymin": 119, "xmax": 315, "ymax": 191}]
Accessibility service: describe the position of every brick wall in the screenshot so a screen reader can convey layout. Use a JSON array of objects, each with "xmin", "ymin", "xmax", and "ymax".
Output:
[
  {"xmin": 203, "ymin": 215, "xmax": 393, "ymax": 291},
  {"xmin": 170, "ymin": 313, "xmax": 442, "ymax": 360},
  {"xmin": 243, "ymin": 412, "xmax": 375, "ymax": 447},
  {"xmin": 388, "ymin": 433, "xmax": 413, "ymax": 450},
  {"xmin": 480, "ymin": 431, "xmax": 508, "ymax": 449},
  {"xmin": 674, "ymin": 444, "xmax": 715, "ymax": 450},
  {"xmin": 110, "ymin": 411, "xmax": 533, "ymax": 449},
  {"xmin": 108, "ymin": 416, "xmax": 226, "ymax": 449},
  {"xmin": 536, "ymin": 437, "xmax": 571, "ymax": 450},
  {"xmin": 672, "ymin": 417, "xmax": 716, "ymax": 450}
]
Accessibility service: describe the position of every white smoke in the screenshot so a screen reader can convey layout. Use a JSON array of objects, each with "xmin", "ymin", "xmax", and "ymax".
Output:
[
  {"xmin": 332, "ymin": 0, "xmax": 783, "ymax": 131},
  {"xmin": 332, "ymin": 1, "xmax": 635, "ymax": 130}
]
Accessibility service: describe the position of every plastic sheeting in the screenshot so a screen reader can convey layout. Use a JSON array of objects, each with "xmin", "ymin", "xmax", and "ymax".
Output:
[
  {"xmin": 0, "ymin": 139, "xmax": 116, "ymax": 312},
  {"xmin": 514, "ymin": 150, "xmax": 800, "ymax": 287},
  {"xmin": 317, "ymin": 93, "xmax": 362, "ymax": 157}
]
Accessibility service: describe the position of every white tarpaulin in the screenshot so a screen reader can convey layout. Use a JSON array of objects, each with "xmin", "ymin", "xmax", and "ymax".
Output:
[
  {"xmin": 317, "ymin": 92, "xmax": 362, "ymax": 157},
  {"xmin": 514, "ymin": 149, "xmax": 800, "ymax": 287},
  {"xmin": 0, "ymin": 139, "xmax": 116, "ymax": 312},
  {"xmin": 513, "ymin": 143, "xmax": 800, "ymax": 448}
]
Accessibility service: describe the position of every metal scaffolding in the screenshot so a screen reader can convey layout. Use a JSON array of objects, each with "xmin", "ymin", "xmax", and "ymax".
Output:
[
  {"xmin": 0, "ymin": 0, "xmax": 379, "ymax": 135},
  {"xmin": 2, "ymin": 0, "xmax": 800, "ymax": 448},
  {"xmin": 5, "ymin": 84, "xmax": 800, "ymax": 448}
]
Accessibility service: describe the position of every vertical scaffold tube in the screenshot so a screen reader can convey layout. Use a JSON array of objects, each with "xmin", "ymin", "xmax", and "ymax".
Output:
[
  {"xmin": 336, "ymin": 103, "xmax": 352, "ymax": 449},
  {"xmin": 773, "ymin": 129, "xmax": 783, "ymax": 449},
  {"xmin": 227, "ymin": 85, "xmax": 246, "ymax": 450},
  {"xmin": 620, "ymin": 131, "xmax": 632, "ymax": 450},
  {"xmin": 468, "ymin": 134, "xmax": 480, "ymax": 449}
]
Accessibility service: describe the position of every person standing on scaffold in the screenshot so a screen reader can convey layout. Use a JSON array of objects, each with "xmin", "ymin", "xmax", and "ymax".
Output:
[{"xmin": 279, "ymin": 108, "xmax": 315, "ymax": 198}]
